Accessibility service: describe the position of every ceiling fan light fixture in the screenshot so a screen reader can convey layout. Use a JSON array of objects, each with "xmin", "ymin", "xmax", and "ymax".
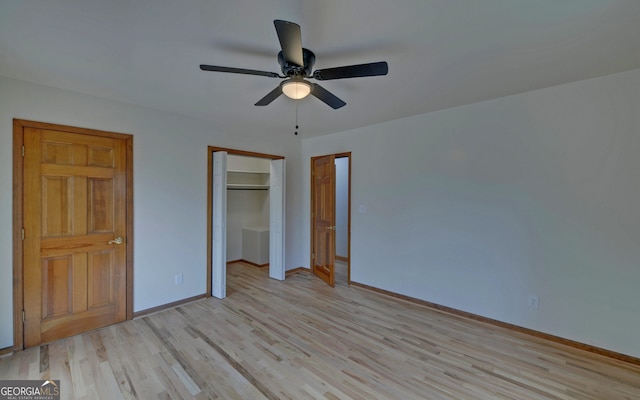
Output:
[
  {"xmin": 281, "ymin": 79, "xmax": 311, "ymax": 99},
  {"xmin": 200, "ymin": 20, "xmax": 388, "ymax": 109}
]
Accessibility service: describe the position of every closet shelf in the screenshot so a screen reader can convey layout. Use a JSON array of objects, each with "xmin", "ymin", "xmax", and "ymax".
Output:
[
  {"xmin": 227, "ymin": 170, "xmax": 269, "ymax": 190},
  {"xmin": 227, "ymin": 183, "xmax": 269, "ymax": 190},
  {"xmin": 227, "ymin": 169, "xmax": 269, "ymax": 174}
]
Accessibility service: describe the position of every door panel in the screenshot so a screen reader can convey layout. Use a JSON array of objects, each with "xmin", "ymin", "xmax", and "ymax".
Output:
[
  {"xmin": 41, "ymin": 176, "xmax": 74, "ymax": 237},
  {"xmin": 41, "ymin": 255, "xmax": 74, "ymax": 319},
  {"xmin": 211, "ymin": 151, "xmax": 227, "ymax": 299},
  {"xmin": 23, "ymin": 127, "xmax": 127, "ymax": 347},
  {"xmin": 311, "ymin": 155, "xmax": 336, "ymax": 287},
  {"xmin": 88, "ymin": 251, "xmax": 115, "ymax": 307},
  {"xmin": 88, "ymin": 178, "xmax": 114, "ymax": 232},
  {"xmin": 269, "ymin": 159, "xmax": 285, "ymax": 280}
]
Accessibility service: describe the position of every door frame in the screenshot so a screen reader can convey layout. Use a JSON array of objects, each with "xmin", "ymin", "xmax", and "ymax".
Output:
[
  {"xmin": 310, "ymin": 152, "xmax": 351, "ymax": 284},
  {"xmin": 206, "ymin": 146, "xmax": 285, "ymax": 297},
  {"xmin": 12, "ymin": 119, "xmax": 134, "ymax": 351}
]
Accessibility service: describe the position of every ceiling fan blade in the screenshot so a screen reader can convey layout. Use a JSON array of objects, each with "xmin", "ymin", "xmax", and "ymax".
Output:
[
  {"xmin": 311, "ymin": 83, "xmax": 346, "ymax": 109},
  {"xmin": 200, "ymin": 65, "xmax": 280, "ymax": 78},
  {"xmin": 255, "ymin": 86, "xmax": 283, "ymax": 106},
  {"xmin": 313, "ymin": 61, "xmax": 388, "ymax": 81},
  {"xmin": 274, "ymin": 20, "xmax": 304, "ymax": 67}
]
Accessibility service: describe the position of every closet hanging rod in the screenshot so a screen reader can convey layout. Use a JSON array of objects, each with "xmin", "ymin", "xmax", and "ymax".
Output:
[{"xmin": 227, "ymin": 187, "xmax": 269, "ymax": 191}]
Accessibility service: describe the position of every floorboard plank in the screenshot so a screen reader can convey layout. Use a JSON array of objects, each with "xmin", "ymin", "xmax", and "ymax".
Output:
[{"xmin": 2, "ymin": 261, "xmax": 640, "ymax": 399}]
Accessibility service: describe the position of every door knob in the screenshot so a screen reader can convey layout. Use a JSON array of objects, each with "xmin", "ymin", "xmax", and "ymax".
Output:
[{"xmin": 108, "ymin": 237, "xmax": 124, "ymax": 245}]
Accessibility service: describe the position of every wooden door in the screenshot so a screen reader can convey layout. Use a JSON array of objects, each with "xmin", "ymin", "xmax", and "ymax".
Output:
[
  {"xmin": 23, "ymin": 127, "xmax": 127, "ymax": 347},
  {"xmin": 311, "ymin": 155, "xmax": 336, "ymax": 287}
]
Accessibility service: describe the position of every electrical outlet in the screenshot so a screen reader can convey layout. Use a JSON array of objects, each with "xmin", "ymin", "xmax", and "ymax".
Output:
[
  {"xmin": 358, "ymin": 205, "xmax": 367, "ymax": 214},
  {"xmin": 175, "ymin": 274, "xmax": 183, "ymax": 285},
  {"xmin": 528, "ymin": 295, "xmax": 539, "ymax": 310}
]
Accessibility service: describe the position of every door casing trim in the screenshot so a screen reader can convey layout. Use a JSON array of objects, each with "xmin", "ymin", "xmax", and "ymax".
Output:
[{"xmin": 12, "ymin": 119, "xmax": 134, "ymax": 351}]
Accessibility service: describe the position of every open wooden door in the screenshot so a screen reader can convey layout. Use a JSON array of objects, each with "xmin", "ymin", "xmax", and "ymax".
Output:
[
  {"xmin": 311, "ymin": 155, "xmax": 336, "ymax": 287},
  {"xmin": 22, "ymin": 126, "xmax": 128, "ymax": 348},
  {"xmin": 211, "ymin": 151, "xmax": 227, "ymax": 299}
]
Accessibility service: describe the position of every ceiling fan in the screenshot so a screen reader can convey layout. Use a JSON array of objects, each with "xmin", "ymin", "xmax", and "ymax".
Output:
[{"xmin": 200, "ymin": 20, "xmax": 388, "ymax": 109}]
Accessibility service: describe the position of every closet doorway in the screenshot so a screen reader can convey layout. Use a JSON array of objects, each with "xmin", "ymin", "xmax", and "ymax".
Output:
[
  {"xmin": 207, "ymin": 147, "xmax": 285, "ymax": 299},
  {"xmin": 334, "ymin": 155, "xmax": 350, "ymax": 286}
]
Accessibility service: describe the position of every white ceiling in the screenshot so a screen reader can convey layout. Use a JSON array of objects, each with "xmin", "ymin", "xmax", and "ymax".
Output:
[{"xmin": 1, "ymin": 0, "xmax": 640, "ymax": 138}]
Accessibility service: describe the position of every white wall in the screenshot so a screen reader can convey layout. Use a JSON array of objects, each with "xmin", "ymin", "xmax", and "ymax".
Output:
[
  {"xmin": 226, "ymin": 190, "xmax": 269, "ymax": 261},
  {"xmin": 335, "ymin": 157, "xmax": 349, "ymax": 258},
  {"xmin": 227, "ymin": 155, "xmax": 271, "ymax": 173},
  {"xmin": 0, "ymin": 76, "xmax": 303, "ymax": 349},
  {"xmin": 302, "ymin": 68, "xmax": 640, "ymax": 358}
]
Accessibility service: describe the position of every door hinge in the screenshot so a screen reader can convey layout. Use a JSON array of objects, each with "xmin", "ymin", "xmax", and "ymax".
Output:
[
  {"xmin": 312, "ymin": 253, "xmax": 315, "ymax": 260},
  {"xmin": 22, "ymin": 310, "xmax": 25, "ymax": 323},
  {"xmin": 21, "ymin": 229, "xmax": 25, "ymax": 240},
  {"xmin": 22, "ymin": 145, "xmax": 25, "ymax": 157}
]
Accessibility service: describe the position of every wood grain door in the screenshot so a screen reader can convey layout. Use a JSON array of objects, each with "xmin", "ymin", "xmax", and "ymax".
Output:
[
  {"xmin": 311, "ymin": 155, "xmax": 336, "ymax": 287},
  {"xmin": 23, "ymin": 127, "xmax": 127, "ymax": 347}
]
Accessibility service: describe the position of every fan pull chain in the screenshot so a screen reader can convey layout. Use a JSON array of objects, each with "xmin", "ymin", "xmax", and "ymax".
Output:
[{"xmin": 294, "ymin": 101, "xmax": 299, "ymax": 136}]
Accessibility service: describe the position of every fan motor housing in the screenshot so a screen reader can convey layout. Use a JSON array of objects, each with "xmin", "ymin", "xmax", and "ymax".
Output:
[{"xmin": 278, "ymin": 48, "xmax": 315, "ymax": 77}]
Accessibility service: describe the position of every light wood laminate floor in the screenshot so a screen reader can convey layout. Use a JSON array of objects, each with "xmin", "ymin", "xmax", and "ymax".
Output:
[{"xmin": 2, "ymin": 262, "xmax": 640, "ymax": 399}]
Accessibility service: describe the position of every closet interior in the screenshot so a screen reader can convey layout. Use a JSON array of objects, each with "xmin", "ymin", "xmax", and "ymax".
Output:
[{"xmin": 226, "ymin": 155, "xmax": 270, "ymax": 266}]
